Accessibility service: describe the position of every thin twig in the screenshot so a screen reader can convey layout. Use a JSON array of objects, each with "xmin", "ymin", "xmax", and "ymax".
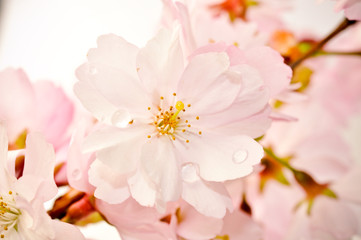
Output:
[{"xmin": 290, "ymin": 18, "xmax": 357, "ymax": 69}]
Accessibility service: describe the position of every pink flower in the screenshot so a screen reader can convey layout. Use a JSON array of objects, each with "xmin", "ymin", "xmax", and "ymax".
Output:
[
  {"xmin": 0, "ymin": 123, "xmax": 84, "ymax": 239},
  {"xmin": 165, "ymin": 200, "xmax": 262, "ymax": 240},
  {"xmin": 95, "ymin": 198, "xmax": 176, "ymax": 240},
  {"xmin": 0, "ymin": 68, "xmax": 74, "ymax": 151},
  {"xmin": 74, "ymin": 27, "xmax": 290, "ymax": 216},
  {"xmin": 334, "ymin": 0, "xmax": 361, "ymax": 20},
  {"xmin": 161, "ymin": 0, "xmax": 289, "ymax": 56}
]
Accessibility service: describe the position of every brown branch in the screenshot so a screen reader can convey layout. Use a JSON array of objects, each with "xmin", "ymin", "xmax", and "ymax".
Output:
[{"xmin": 290, "ymin": 18, "xmax": 357, "ymax": 70}]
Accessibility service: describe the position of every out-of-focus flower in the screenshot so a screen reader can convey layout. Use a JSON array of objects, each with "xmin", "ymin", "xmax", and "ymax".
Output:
[
  {"xmin": 163, "ymin": 200, "xmax": 262, "ymax": 240},
  {"xmin": 334, "ymin": 0, "xmax": 361, "ymax": 21},
  {"xmin": 74, "ymin": 27, "xmax": 290, "ymax": 216},
  {"xmin": 0, "ymin": 68, "xmax": 75, "ymax": 185},
  {"xmin": 0, "ymin": 68, "xmax": 74, "ymax": 151},
  {"xmin": 0, "ymin": 123, "xmax": 84, "ymax": 239}
]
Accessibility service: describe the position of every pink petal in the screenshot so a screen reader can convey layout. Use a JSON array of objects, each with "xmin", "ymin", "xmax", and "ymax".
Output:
[
  {"xmin": 140, "ymin": 137, "xmax": 182, "ymax": 202},
  {"xmin": 311, "ymin": 197, "xmax": 359, "ymax": 240},
  {"xmin": 0, "ymin": 123, "xmax": 10, "ymax": 190},
  {"xmin": 33, "ymin": 81, "xmax": 74, "ymax": 150},
  {"xmin": 220, "ymin": 210, "xmax": 262, "ymax": 240},
  {"xmin": 212, "ymin": 106, "xmax": 272, "ymax": 138},
  {"xmin": 67, "ymin": 121, "xmax": 95, "ymax": 193},
  {"xmin": 96, "ymin": 198, "xmax": 176, "ymax": 240},
  {"xmin": 137, "ymin": 28, "xmax": 184, "ymax": 97},
  {"xmin": 177, "ymin": 52, "xmax": 230, "ymax": 112},
  {"xmin": 178, "ymin": 133, "xmax": 263, "ymax": 182},
  {"xmin": 182, "ymin": 178, "xmax": 233, "ymax": 218},
  {"xmin": 88, "ymin": 160, "xmax": 130, "ymax": 204},
  {"xmin": 332, "ymin": 166, "xmax": 361, "ymax": 204},
  {"xmin": 128, "ymin": 169, "xmax": 157, "ymax": 207},
  {"xmin": 92, "ymin": 127, "xmax": 150, "ymax": 173},
  {"xmin": 73, "ymin": 80, "xmax": 119, "ymax": 125},
  {"xmin": 0, "ymin": 68, "xmax": 36, "ymax": 141},
  {"xmin": 52, "ymin": 220, "xmax": 85, "ymax": 240},
  {"xmin": 177, "ymin": 201, "xmax": 223, "ymax": 239},
  {"xmin": 76, "ymin": 62, "xmax": 150, "ymax": 116},
  {"xmin": 244, "ymin": 46, "xmax": 292, "ymax": 97},
  {"xmin": 87, "ymin": 34, "xmax": 139, "ymax": 80},
  {"xmin": 20, "ymin": 133, "xmax": 57, "ymax": 201}
]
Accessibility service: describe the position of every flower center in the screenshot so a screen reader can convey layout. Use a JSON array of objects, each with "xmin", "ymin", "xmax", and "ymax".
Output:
[
  {"xmin": 0, "ymin": 191, "xmax": 21, "ymax": 238},
  {"xmin": 146, "ymin": 94, "xmax": 201, "ymax": 143}
]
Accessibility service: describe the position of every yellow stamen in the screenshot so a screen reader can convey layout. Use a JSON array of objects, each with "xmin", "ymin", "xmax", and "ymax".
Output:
[{"xmin": 170, "ymin": 101, "xmax": 184, "ymax": 121}]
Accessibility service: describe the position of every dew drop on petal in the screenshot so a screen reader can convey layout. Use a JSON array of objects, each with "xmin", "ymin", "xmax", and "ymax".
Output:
[
  {"xmin": 111, "ymin": 109, "xmax": 132, "ymax": 128},
  {"xmin": 233, "ymin": 150, "xmax": 248, "ymax": 164},
  {"xmin": 181, "ymin": 163, "xmax": 199, "ymax": 183},
  {"xmin": 72, "ymin": 169, "xmax": 81, "ymax": 180}
]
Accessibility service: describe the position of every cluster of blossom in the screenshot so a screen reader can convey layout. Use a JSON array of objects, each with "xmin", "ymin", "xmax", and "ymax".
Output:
[{"xmin": 0, "ymin": 0, "xmax": 360, "ymax": 239}]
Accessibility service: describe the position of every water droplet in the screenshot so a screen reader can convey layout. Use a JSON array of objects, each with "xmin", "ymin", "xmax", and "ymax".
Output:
[
  {"xmin": 233, "ymin": 150, "xmax": 248, "ymax": 164},
  {"xmin": 72, "ymin": 169, "xmax": 81, "ymax": 180},
  {"xmin": 111, "ymin": 109, "xmax": 131, "ymax": 128},
  {"xmin": 181, "ymin": 163, "xmax": 199, "ymax": 183},
  {"xmin": 89, "ymin": 66, "xmax": 98, "ymax": 75}
]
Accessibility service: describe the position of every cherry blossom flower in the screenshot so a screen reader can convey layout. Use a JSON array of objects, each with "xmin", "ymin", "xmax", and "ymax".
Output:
[
  {"xmin": 334, "ymin": 0, "xmax": 361, "ymax": 20},
  {"xmin": 0, "ymin": 123, "xmax": 84, "ymax": 239},
  {"xmin": 0, "ymin": 68, "xmax": 74, "ymax": 151},
  {"xmin": 74, "ymin": 26, "xmax": 291, "ymax": 216}
]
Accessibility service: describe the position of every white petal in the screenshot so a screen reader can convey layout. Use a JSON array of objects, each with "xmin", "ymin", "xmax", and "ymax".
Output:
[
  {"xmin": 177, "ymin": 52, "xmax": 229, "ymax": 104},
  {"xmin": 177, "ymin": 133, "xmax": 264, "ymax": 182},
  {"xmin": 182, "ymin": 179, "xmax": 233, "ymax": 218},
  {"xmin": 76, "ymin": 63, "xmax": 150, "ymax": 116},
  {"xmin": 87, "ymin": 34, "xmax": 139, "ymax": 80},
  {"xmin": 93, "ymin": 127, "xmax": 150, "ymax": 174},
  {"xmin": 52, "ymin": 220, "xmax": 85, "ymax": 240},
  {"xmin": 20, "ymin": 133, "xmax": 57, "ymax": 201},
  {"xmin": 74, "ymin": 81, "xmax": 118, "ymax": 125},
  {"xmin": 128, "ymin": 169, "xmax": 157, "ymax": 207},
  {"xmin": 244, "ymin": 46, "xmax": 292, "ymax": 97},
  {"xmin": 177, "ymin": 202, "xmax": 223, "ymax": 239},
  {"xmin": 137, "ymin": 28, "xmax": 184, "ymax": 96},
  {"xmin": 0, "ymin": 122, "xmax": 10, "ymax": 190},
  {"xmin": 88, "ymin": 160, "xmax": 130, "ymax": 204},
  {"xmin": 141, "ymin": 137, "xmax": 182, "ymax": 202}
]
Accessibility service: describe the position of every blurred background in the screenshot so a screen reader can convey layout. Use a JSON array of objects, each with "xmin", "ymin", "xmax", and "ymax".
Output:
[{"xmin": 0, "ymin": 0, "xmax": 343, "ymax": 239}]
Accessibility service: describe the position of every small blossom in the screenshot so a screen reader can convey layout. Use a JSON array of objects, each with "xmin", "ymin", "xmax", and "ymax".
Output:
[{"xmin": 0, "ymin": 123, "xmax": 84, "ymax": 239}]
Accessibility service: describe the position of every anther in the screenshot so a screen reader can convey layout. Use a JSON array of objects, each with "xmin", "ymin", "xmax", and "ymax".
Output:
[
  {"xmin": 128, "ymin": 120, "xmax": 134, "ymax": 124},
  {"xmin": 187, "ymin": 104, "xmax": 191, "ymax": 107},
  {"xmin": 8, "ymin": 191, "xmax": 12, "ymax": 195},
  {"xmin": 198, "ymin": 131, "xmax": 202, "ymax": 135},
  {"xmin": 172, "ymin": 137, "xmax": 176, "ymax": 141},
  {"xmin": 160, "ymin": 96, "xmax": 164, "ymax": 100},
  {"xmin": 187, "ymin": 124, "xmax": 191, "ymax": 127},
  {"xmin": 147, "ymin": 135, "xmax": 151, "ymax": 138},
  {"xmin": 182, "ymin": 129, "xmax": 186, "ymax": 132},
  {"xmin": 148, "ymin": 107, "xmax": 151, "ymax": 110},
  {"xmin": 196, "ymin": 116, "xmax": 199, "ymax": 120},
  {"xmin": 186, "ymin": 140, "xmax": 189, "ymax": 143},
  {"xmin": 173, "ymin": 93, "xmax": 176, "ymax": 96}
]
